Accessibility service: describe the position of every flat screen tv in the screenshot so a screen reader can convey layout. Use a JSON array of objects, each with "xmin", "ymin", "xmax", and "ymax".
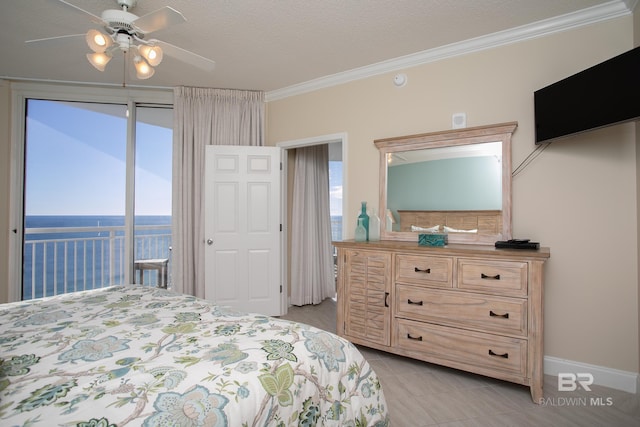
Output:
[{"xmin": 534, "ymin": 46, "xmax": 640, "ymax": 144}]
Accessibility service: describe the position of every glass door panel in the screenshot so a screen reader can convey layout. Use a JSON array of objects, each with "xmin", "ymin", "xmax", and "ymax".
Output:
[
  {"xmin": 133, "ymin": 106, "xmax": 173, "ymax": 288},
  {"xmin": 23, "ymin": 100, "xmax": 127, "ymax": 299}
]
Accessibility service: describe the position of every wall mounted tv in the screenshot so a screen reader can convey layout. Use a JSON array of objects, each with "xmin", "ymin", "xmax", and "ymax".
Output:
[{"xmin": 534, "ymin": 46, "xmax": 640, "ymax": 144}]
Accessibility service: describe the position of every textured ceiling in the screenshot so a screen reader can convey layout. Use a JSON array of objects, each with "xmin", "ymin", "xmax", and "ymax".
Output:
[{"xmin": 0, "ymin": 0, "xmax": 633, "ymax": 95}]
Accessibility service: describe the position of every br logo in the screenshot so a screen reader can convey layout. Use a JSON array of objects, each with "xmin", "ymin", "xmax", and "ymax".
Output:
[{"xmin": 558, "ymin": 373, "xmax": 593, "ymax": 391}]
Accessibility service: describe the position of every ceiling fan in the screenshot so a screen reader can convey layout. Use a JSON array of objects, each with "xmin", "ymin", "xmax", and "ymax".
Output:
[{"xmin": 26, "ymin": 0, "xmax": 216, "ymax": 80}]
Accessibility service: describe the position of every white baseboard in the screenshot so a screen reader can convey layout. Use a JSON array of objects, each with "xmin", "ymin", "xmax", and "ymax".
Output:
[{"xmin": 544, "ymin": 356, "xmax": 638, "ymax": 394}]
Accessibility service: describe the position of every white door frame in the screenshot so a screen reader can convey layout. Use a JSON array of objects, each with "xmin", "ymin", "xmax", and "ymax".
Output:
[{"xmin": 276, "ymin": 132, "xmax": 347, "ymax": 309}]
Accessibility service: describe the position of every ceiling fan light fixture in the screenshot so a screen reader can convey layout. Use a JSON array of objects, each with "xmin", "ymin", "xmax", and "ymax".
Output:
[
  {"xmin": 133, "ymin": 55, "xmax": 155, "ymax": 79},
  {"xmin": 86, "ymin": 29, "xmax": 112, "ymax": 53},
  {"xmin": 27, "ymin": 2, "xmax": 215, "ymax": 82},
  {"xmin": 86, "ymin": 51, "xmax": 113, "ymax": 71},
  {"xmin": 138, "ymin": 44, "xmax": 163, "ymax": 67}
]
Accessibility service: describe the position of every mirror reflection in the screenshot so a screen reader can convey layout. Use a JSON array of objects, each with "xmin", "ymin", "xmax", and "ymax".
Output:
[
  {"xmin": 375, "ymin": 122, "xmax": 517, "ymax": 244},
  {"xmin": 386, "ymin": 142, "xmax": 502, "ymax": 229}
]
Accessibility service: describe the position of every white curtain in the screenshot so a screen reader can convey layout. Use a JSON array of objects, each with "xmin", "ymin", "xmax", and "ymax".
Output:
[
  {"xmin": 172, "ymin": 87, "xmax": 264, "ymax": 297},
  {"xmin": 290, "ymin": 145, "xmax": 335, "ymax": 306}
]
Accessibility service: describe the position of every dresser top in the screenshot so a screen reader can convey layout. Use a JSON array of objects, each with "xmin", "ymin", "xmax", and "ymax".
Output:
[{"xmin": 333, "ymin": 240, "xmax": 550, "ymax": 260}]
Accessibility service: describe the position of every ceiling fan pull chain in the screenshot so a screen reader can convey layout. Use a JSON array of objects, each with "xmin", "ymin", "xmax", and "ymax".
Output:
[{"xmin": 122, "ymin": 50, "xmax": 127, "ymax": 87}]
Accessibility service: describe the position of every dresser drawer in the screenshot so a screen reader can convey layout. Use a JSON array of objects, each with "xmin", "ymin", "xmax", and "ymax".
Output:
[
  {"xmin": 395, "ymin": 285, "xmax": 527, "ymax": 336},
  {"xmin": 458, "ymin": 259, "xmax": 528, "ymax": 296},
  {"xmin": 396, "ymin": 255, "xmax": 453, "ymax": 288},
  {"xmin": 395, "ymin": 318, "xmax": 527, "ymax": 377}
]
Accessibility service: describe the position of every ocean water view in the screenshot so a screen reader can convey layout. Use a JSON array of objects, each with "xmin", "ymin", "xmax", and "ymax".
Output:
[
  {"xmin": 23, "ymin": 215, "xmax": 172, "ymax": 300},
  {"xmin": 23, "ymin": 214, "xmax": 342, "ymax": 300},
  {"xmin": 330, "ymin": 215, "xmax": 343, "ymax": 241}
]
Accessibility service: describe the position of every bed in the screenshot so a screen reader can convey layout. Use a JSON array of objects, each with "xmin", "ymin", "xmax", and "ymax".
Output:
[{"xmin": 0, "ymin": 285, "xmax": 389, "ymax": 426}]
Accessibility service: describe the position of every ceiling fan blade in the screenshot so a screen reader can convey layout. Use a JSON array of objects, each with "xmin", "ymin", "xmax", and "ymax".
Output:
[
  {"xmin": 53, "ymin": 0, "xmax": 105, "ymax": 26},
  {"xmin": 133, "ymin": 6, "xmax": 186, "ymax": 34},
  {"xmin": 25, "ymin": 34, "xmax": 85, "ymax": 46},
  {"xmin": 154, "ymin": 40, "xmax": 215, "ymax": 71}
]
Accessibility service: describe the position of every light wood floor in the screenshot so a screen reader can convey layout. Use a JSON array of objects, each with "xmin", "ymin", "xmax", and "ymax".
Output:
[{"xmin": 279, "ymin": 298, "xmax": 640, "ymax": 427}]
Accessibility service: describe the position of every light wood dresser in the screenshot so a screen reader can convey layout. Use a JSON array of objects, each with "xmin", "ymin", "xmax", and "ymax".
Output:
[{"xmin": 334, "ymin": 240, "xmax": 550, "ymax": 403}]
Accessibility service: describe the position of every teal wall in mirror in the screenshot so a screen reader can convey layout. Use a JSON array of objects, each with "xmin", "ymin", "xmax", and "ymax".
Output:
[{"xmin": 387, "ymin": 155, "xmax": 501, "ymax": 217}]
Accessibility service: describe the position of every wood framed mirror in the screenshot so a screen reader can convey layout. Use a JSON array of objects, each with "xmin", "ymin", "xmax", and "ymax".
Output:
[{"xmin": 375, "ymin": 122, "xmax": 517, "ymax": 245}]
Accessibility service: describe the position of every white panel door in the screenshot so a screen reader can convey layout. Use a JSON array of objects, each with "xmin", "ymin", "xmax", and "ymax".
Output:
[{"xmin": 204, "ymin": 146, "xmax": 282, "ymax": 315}]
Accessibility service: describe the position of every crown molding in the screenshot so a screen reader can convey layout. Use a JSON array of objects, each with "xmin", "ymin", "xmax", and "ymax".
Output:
[{"xmin": 266, "ymin": 1, "xmax": 631, "ymax": 102}]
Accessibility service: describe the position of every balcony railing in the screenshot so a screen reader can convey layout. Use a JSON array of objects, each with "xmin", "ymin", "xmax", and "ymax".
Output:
[{"xmin": 23, "ymin": 224, "xmax": 171, "ymax": 300}]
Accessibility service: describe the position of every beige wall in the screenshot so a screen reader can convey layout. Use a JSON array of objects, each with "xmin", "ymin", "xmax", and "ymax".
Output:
[
  {"xmin": 267, "ymin": 16, "xmax": 639, "ymax": 373},
  {"xmin": 0, "ymin": 80, "xmax": 10, "ymax": 304}
]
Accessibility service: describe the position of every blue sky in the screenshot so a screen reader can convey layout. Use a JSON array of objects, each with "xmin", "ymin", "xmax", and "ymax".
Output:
[
  {"xmin": 329, "ymin": 161, "xmax": 343, "ymax": 216},
  {"xmin": 25, "ymin": 100, "xmax": 172, "ymax": 216},
  {"xmin": 25, "ymin": 99, "xmax": 342, "ymax": 217}
]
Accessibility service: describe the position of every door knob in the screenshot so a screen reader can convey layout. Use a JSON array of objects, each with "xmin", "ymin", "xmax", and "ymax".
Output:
[{"xmin": 207, "ymin": 239, "xmax": 213, "ymax": 245}]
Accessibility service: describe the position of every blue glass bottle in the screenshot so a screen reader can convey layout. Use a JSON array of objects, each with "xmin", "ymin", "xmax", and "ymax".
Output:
[{"xmin": 357, "ymin": 201, "xmax": 369, "ymax": 241}]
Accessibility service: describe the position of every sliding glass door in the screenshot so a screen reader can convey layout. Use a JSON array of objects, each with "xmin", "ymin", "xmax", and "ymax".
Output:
[
  {"xmin": 133, "ymin": 106, "xmax": 173, "ymax": 288},
  {"xmin": 21, "ymin": 99, "xmax": 172, "ymax": 300}
]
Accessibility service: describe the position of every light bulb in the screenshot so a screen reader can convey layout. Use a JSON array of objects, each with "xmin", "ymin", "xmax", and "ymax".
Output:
[
  {"xmin": 134, "ymin": 56, "xmax": 155, "ymax": 79},
  {"xmin": 94, "ymin": 34, "xmax": 106, "ymax": 46},
  {"xmin": 86, "ymin": 29, "xmax": 111, "ymax": 53},
  {"xmin": 138, "ymin": 45, "xmax": 163, "ymax": 67},
  {"xmin": 86, "ymin": 51, "xmax": 112, "ymax": 71}
]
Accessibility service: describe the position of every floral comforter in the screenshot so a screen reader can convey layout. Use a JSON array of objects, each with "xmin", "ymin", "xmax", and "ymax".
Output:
[{"xmin": 0, "ymin": 285, "xmax": 388, "ymax": 426}]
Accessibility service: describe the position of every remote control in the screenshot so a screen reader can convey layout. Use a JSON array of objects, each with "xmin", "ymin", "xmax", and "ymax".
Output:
[{"xmin": 495, "ymin": 240, "xmax": 540, "ymax": 250}]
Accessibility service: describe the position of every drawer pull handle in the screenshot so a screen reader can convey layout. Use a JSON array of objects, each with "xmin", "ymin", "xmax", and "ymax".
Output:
[
  {"xmin": 488, "ymin": 349, "xmax": 509, "ymax": 359},
  {"xmin": 384, "ymin": 292, "xmax": 389, "ymax": 308},
  {"xmin": 414, "ymin": 267, "xmax": 431, "ymax": 273},
  {"xmin": 489, "ymin": 310, "xmax": 509, "ymax": 319},
  {"xmin": 481, "ymin": 273, "xmax": 501, "ymax": 280},
  {"xmin": 408, "ymin": 299, "xmax": 424, "ymax": 306},
  {"xmin": 407, "ymin": 333, "xmax": 423, "ymax": 341}
]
